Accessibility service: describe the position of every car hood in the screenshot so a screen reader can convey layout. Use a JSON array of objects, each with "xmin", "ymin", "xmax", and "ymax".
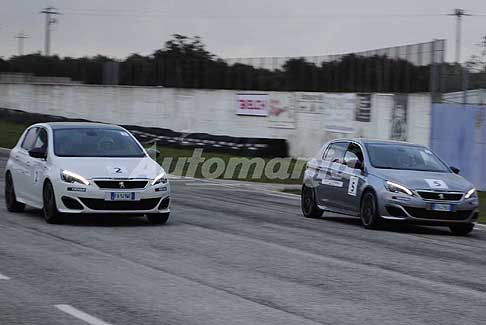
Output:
[
  {"xmin": 371, "ymin": 169, "xmax": 472, "ymax": 192},
  {"xmin": 56, "ymin": 157, "xmax": 163, "ymax": 180}
]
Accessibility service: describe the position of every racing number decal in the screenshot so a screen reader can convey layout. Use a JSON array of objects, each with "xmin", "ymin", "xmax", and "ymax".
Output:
[
  {"xmin": 424, "ymin": 179, "xmax": 448, "ymax": 189},
  {"xmin": 348, "ymin": 176, "xmax": 359, "ymax": 196}
]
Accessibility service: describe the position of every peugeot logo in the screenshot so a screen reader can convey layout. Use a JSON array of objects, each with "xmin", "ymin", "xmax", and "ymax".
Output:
[
  {"xmin": 438, "ymin": 193, "xmax": 445, "ymax": 200},
  {"xmin": 119, "ymin": 181, "xmax": 125, "ymax": 189}
]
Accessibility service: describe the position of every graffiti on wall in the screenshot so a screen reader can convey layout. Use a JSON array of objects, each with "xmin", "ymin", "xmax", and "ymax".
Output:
[
  {"xmin": 390, "ymin": 94, "xmax": 408, "ymax": 141},
  {"xmin": 268, "ymin": 94, "xmax": 296, "ymax": 129}
]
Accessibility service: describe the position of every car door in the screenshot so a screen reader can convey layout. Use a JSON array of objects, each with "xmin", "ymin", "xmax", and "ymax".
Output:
[
  {"xmin": 341, "ymin": 143, "xmax": 366, "ymax": 214},
  {"xmin": 11, "ymin": 127, "xmax": 38, "ymax": 202},
  {"xmin": 26, "ymin": 127, "xmax": 49, "ymax": 207},
  {"xmin": 315, "ymin": 141, "xmax": 348, "ymax": 211}
]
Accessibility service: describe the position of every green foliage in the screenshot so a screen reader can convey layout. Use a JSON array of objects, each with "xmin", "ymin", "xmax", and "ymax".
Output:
[{"xmin": 0, "ymin": 34, "xmax": 434, "ymax": 92}]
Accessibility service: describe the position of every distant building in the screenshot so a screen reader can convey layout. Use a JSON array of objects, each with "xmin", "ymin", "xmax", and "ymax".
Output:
[{"xmin": 442, "ymin": 89, "xmax": 486, "ymax": 105}]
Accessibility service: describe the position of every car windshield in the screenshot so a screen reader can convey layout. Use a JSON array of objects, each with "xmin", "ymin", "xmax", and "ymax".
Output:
[
  {"xmin": 366, "ymin": 143, "xmax": 449, "ymax": 172},
  {"xmin": 54, "ymin": 128, "xmax": 145, "ymax": 157}
]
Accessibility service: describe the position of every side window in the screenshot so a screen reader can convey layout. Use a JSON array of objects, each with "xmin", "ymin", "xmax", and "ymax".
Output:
[
  {"xmin": 21, "ymin": 127, "xmax": 38, "ymax": 151},
  {"xmin": 323, "ymin": 142, "xmax": 348, "ymax": 164},
  {"xmin": 344, "ymin": 143, "xmax": 364, "ymax": 168},
  {"xmin": 32, "ymin": 128, "xmax": 48, "ymax": 151}
]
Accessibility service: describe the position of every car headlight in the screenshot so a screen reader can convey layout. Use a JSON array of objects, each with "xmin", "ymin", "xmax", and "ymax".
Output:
[
  {"xmin": 385, "ymin": 181, "xmax": 413, "ymax": 196},
  {"xmin": 465, "ymin": 188, "xmax": 477, "ymax": 199},
  {"xmin": 151, "ymin": 172, "xmax": 168, "ymax": 186},
  {"xmin": 60, "ymin": 170, "xmax": 90, "ymax": 185}
]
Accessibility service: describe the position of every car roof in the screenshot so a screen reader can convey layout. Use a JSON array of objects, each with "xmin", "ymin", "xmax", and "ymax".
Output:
[
  {"xmin": 330, "ymin": 138, "xmax": 425, "ymax": 147},
  {"xmin": 34, "ymin": 122, "xmax": 123, "ymax": 130}
]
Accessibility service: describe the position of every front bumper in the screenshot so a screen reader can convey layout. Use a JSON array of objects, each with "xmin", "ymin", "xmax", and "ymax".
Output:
[
  {"xmin": 379, "ymin": 192, "xmax": 479, "ymax": 225},
  {"xmin": 52, "ymin": 179, "xmax": 170, "ymax": 214}
]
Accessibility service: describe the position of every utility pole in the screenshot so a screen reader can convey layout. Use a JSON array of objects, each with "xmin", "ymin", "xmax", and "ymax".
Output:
[
  {"xmin": 448, "ymin": 9, "xmax": 471, "ymax": 64},
  {"xmin": 15, "ymin": 31, "xmax": 29, "ymax": 56},
  {"xmin": 40, "ymin": 6, "xmax": 60, "ymax": 56}
]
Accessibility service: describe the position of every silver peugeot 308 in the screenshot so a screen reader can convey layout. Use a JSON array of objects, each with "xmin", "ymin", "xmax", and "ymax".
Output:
[{"xmin": 301, "ymin": 139, "xmax": 480, "ymax": 235}]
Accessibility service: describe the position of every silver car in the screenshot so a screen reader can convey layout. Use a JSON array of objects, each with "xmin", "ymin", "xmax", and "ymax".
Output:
[{"xmin": 301, "ymin": 139, "xmax": 480, "ymax": 235}]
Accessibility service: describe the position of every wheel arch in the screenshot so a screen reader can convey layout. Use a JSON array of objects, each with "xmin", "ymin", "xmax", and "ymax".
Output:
[{"xmin": 359, "ymin": 185, "xmax": 378, "ymax": 206}]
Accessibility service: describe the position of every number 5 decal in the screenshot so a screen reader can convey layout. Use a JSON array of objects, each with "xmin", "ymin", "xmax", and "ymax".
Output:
[{"xmin": 348, "ymin": 176, "xmax": 359, "ymax": 196}]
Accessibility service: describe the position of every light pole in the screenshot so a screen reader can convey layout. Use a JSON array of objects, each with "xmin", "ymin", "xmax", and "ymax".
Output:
[
  {"xmin": 448, "ymin": 9, "xmax": 471, "ymax": 64},
  {"xmin": 40, "ymin": 6, "xmax": 61, "ymax": 56},
  {"xmin": 15, "ymin": 31, "xmax": 29, "ymax": 56}
]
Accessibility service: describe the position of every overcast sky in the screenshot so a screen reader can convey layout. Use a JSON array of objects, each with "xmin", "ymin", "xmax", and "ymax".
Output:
[{"xmin": 1, "ymin": 0, "xmax": 486, "ymax": 63}]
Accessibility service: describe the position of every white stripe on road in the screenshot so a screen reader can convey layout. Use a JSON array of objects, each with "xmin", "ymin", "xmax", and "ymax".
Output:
[
  {"xmin": 0, "ymin": 273, "xmax": 10, "ymax": 280},
  {"xmin": 55, "ymin": 305, "xmax": 112, "ymax": 325}
]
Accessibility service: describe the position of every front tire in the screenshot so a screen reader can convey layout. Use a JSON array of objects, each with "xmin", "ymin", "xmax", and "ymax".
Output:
[
  {"xmin": 449, "ymin": 223, "xmax": 474, "ymax": 236},
  {"xmin": 42, "ymin": 181, "xmax": 63, "ymax": 224},
  {"xmin": 5, "ymin": 172, "xmax": 25, "ymax": 212},
  {"xmin": 301, "ymin": 185, "xmax": 323, "ymax": 218},
  {"xmin": 146, "ymin": 213, "xmax": 170, "ymax": 225},
  {"xmin": 360, "ymin": 191, "xmax": 382, "ymax": 229}
]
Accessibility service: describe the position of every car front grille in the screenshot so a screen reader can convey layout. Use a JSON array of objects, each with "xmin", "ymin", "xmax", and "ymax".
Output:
[
  {"xmin": 94, "ymin": 180, "xmax": 148, "ymax": 189},
  {"xmin": 417, "ymin": 191, "xmax": 463, "ymax": 201},
  {"xmin": 79, "ymin": 198, "xmax": 160, "ymax": 211},
  {"xmin": 404, "ymin": 207, "xmax": 472, "ymax": 221}
]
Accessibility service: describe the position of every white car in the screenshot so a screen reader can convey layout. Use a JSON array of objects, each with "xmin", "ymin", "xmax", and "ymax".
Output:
[{"xmin": 4, "ymin": 122, "xmax": 170, "ymax": 224}]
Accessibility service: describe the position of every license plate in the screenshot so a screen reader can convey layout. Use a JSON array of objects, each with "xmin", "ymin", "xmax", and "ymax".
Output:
[
  {"xmin": 107, "ymin": 192, "xmax": 136, "ymax": 201},
  {"xmin": 430, "ymin": 203, "xmax": 453, "ymax": 212}
]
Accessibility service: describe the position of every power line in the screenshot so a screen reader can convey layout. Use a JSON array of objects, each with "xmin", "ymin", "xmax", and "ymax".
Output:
[
  {"xmin": 60, "ymin": 9, "xmax": 447, "ymax": 19},
  {"xmin": 15, "ymin": 31, "xmax": 28, "ymax": 56},
  {"xmin": 40, "ymin": 6, "xmax": 61, "ymax": 56}
]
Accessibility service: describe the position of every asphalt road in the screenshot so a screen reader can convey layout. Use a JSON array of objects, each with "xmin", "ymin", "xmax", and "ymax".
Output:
[{"xmin": 1, "ymin": 153, "xmax": 486, "ymax": 325}]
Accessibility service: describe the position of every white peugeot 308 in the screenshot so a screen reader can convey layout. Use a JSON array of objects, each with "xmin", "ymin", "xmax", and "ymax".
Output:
[{"xmin": 4, "ymin": 122, "xmax": 170, "ymax": 224}]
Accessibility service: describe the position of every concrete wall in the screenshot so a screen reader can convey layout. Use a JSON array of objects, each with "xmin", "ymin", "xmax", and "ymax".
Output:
[{"xmin": 0, "ymin": 83, "xmax": 432, "ymax": 157}]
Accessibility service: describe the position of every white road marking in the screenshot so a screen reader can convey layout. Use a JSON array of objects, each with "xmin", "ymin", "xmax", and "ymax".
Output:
[
  {"xmin": 55, "ymin": 305, "xmax": 112, "ymax": 325},
  {"xmin": 475, "ymin": 223, "xmax": 486, "ymax": 231},
  {"xmin": 0, "ymin": 273, "xmax": 10, "ymax": 280},
  {"xmin": 185, "ymin": 182, "xmax": 227, "ymax": 187}
]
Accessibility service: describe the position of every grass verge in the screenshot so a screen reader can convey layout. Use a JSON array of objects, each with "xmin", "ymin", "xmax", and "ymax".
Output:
[{"xmin": 0, "ymin": 119, "xmax": 29, "ymax": 149}]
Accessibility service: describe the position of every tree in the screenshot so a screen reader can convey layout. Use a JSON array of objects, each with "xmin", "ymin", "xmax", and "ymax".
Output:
[
  {"xmin": 0, "ymin": 34, "xmax": 435, "ymax": 92},
  {"xmin": 467, "ymin": 35, "xmax": 486, "ymax": 72}
]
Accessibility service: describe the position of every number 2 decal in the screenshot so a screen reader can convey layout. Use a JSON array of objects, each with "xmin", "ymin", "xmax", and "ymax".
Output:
[{"xmin": 348, "ymin": 176, "xmax": 359, "ymax": 196}]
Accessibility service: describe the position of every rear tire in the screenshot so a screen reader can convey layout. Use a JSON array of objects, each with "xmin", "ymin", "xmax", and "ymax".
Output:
[
  {"xmin": 5, "ymin": 172, "xmax": 25, "ymax": 212},
  {"xmin": 42, "ymin": 181, "xmax": 63, "ymax": 224},
  {"xmin": 360, "ymin": 191, "xmax": 382, "ymax": 229},
  {"xmin": 146, "ymin": 213, "xmax": 170, "ymax": 225},
  {"xmin": 449, "ymin": 223, "xmax": 474, "ymax": 236},
  {"xmin": 301, "ymin": 185, "xmax": 323, "ymax": 218}
]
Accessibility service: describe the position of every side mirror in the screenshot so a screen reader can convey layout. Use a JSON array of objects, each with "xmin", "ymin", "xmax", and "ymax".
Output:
[
  {"xmin": 29, "ymin": 147, "xmax": 47, "ymax": 159},
  {"xmin": 450, "ymin": 166, "xmax": 460, "ymax": 174},
  {"xmin": 146, "ymin": 148, "xmax": 160, "ymax": 158}
]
